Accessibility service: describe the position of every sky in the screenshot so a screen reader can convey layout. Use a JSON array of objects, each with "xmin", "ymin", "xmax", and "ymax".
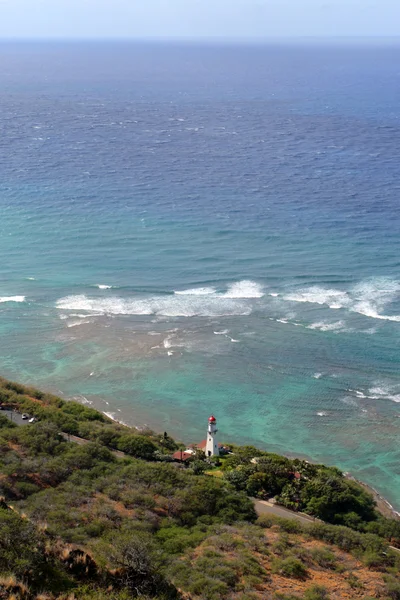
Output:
[{"xmin": 0, "ymin": 0, "xmax": 399, "ymax": 40}]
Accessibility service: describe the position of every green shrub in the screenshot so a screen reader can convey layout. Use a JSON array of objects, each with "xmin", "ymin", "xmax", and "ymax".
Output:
[
  {"xmin": 14, "ymin": 481, "xmax": 40, "ymax": 498},
  {"xmin": 310, "ymin": 547, "xmax": 337, "ymax": 569},
  {"xmin": 0, "ymin": 508, "xmax": 57, "ymax": 591},
  {"xmin": 121, "ymin": 490, "xmax": 156, "ymax": 509},
  {"xmin": 306, "ymin": 522, "xmax": 389, "ymax": 556},
  {"xmin": 117, "ymin": 434, "xmax": 157, "ymax": 459},
  {"xmin": 272, "ymin": 532, "xmax": 292, "ymax": 555},
  {"xmin": 256, "ymin": 514, "xmax": 278, "ymax": 528},
  {"xmin": 276, "ymin": 517, "xmax": 303, "ymax": 534},
  {"xmin": 304, "ymin": 585, "xmax": 330, "ymax": 600},
  {"xmin": 384, "ymin": 576, "xmax": 400, "ymax": 600},
  {"xmin": 189, "ymin": 576, "xmax": 229, "ymax": 600},
  {"xmin": 0, "ymin": 414, "xmax": 16, "ymax": 429},
  {"xmin": 83, "ymin": 520, "xmax": 106, "ymax": 538},
  {"xmin": 363, "ymin": 549, "xmax": 394, "ymax": 570},
  {"xmin": 346, "ymin": 572, "xmax": 363, "ymax": 590},
  {"xmin": 271, "ymin": 556, "xmax": 308, "ymax": 579}
]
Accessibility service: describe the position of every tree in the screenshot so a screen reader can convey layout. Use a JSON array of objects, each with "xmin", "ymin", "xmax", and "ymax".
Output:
[
  {"xmin": 301, "ymin": 471, "xmax": 376, "ymax": 524},
  {"xmin": 100, "ymin": 530, "xmax": 177, "ymax": 598},
  {"xmin": 246, "ymin": 472, "xmax": 268, "ymax": 497},
  {"xmin": 191, "ymin": 460, "xmax": 207, "ymax": 475},
  {"xmin": 117, "ymin": 435, "xmax": 157, "ymax": 460},
  {"xmin": 0, "ymin": 508, "xmax": 53, "ymax": 589},
  {"xmin": 16, "ymin": 422, "xmax": 65, "ymax": 456}
]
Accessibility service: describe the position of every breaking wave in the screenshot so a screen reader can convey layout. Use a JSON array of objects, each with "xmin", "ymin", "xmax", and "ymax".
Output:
[
  {"xmin": 0, "ymin": 296, "xmax": 26, "ymax": 303},
  {"xmin": 174, "ymin": 280, "xmax": 264, "ymax": 299},
  {"xmin": 174, "ymin": 287, "xmax": 216, "ymax": 296},
  {"xmin": 67, "ymin": 319, "xmax": 92, "ymax": 328},
  {"xmin": 222, "ymin": 280, "xmax": 264, "ymax": 298},
  {"xmin": 56, "ymin": 280, "xmax": 263, "ymax": 317},
  {"xmin": 348, "ymin": 384, "xmax": 400, "ymax": 404},
  {"xmin": 366, "ymin": 384, "xmax": 400, "ymax": 403},
  {"xmin": 308, "ymin": 320, "xmax": 347, "ymax": 332},
  {"xmin": 286, "ymin": 288, "xmax": 349, "ymax": 309},
  {"xmin": 103, "ymin": 411, "xmax": 129, "ymax": 426},
  {"xmin": 286, "ymin": 278, "xmax": 400, "ymax": 322},
  {"xmin": 56, "ymin": 295, "xmax": 251, "ymax": 318}
]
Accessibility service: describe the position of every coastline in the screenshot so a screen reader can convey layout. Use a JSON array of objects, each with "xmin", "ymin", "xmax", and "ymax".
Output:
[
  {"xmin": 66, "ymin": 393, "xmax": 400, "ymax": 521},
  {"xmin": 1, "ymin": 372, "xmax": 399, "ymax": 521},
  {"xmin": 346, "ymin": 475, "xmax": 400, "ymax": 521}
]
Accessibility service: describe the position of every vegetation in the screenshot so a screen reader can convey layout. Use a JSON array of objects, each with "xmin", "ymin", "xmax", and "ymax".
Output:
[
  {"xmin": 221, "ymin": 443, "xmax": 400, "ymax": 542},
  {"xmin": 0, "ymin": 376, "xmax": 399, "ymax": 599}
]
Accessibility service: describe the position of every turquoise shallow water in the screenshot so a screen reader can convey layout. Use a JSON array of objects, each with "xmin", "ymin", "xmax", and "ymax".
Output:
[{"xmin": 0, "ymin": 42, "xmax": 399, "ymax": 507}]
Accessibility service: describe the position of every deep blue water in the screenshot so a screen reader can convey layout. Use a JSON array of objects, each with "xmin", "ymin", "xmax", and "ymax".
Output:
[{"xmin": 0, "ymin": 41, "xmax": 400, "ymax": 507}]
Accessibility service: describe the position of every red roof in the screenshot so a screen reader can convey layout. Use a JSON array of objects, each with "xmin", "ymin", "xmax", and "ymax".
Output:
[
  {"xmin": 208, "ymin": 415, "xmax": 216, "ymax": 422},
  {"xmin": 172, "ymin": 450, "xmax": 192, "ymax": 462}
]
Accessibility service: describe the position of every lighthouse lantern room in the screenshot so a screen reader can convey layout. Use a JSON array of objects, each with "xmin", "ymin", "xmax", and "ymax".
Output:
[{"xmin": 205, "ymin": 415, "xmax": 219, "ymax": 457}]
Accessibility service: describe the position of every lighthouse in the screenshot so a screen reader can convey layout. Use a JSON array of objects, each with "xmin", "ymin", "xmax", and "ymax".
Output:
[{"xmin": 205, "ymin": 415, "xmax": 219, "ymax": 457}]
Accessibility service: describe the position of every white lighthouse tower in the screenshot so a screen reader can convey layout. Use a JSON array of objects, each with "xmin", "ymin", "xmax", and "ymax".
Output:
[{"xmin": 205, "ymin": 415, "xmax": 219, "ymax": 457}]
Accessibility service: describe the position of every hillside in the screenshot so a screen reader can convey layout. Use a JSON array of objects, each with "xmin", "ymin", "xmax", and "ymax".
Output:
[{"xmin": 0, "ymin": 376, "xmax": 399, "ymax": 599}]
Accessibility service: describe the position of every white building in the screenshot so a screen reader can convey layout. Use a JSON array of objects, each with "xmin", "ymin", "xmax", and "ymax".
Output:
[{"xmin": 205, "ymin": 415, "xmax": 219, "ymax": 457}]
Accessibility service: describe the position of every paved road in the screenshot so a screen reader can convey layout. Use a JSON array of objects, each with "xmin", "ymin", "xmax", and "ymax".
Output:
[
  {"xmin": 3, "ymin": 407, "xmax": 400, "ymax": 552},
  {"xmin": 1, "ymin": 409, "xmax": 30, "ymax": 427},
  {"xmin": 253, "ymin": 499, "xmax": 317, "ymax": 525}
]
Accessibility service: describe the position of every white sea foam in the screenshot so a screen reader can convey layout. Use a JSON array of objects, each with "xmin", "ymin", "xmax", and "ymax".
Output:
[
  {"xmin": 103, "ymin": 411, "xmax": 129, "ymax": 426},
  {"xmin": 269, "ymin": 293, "xmax": 279, "ymax": 297},
  {"xmin": 175, "ymin": 280, "xmax": 264, "ymax": 299},
  {"xmin": 56, "ymin": 288, "xmax": 253, "ymax": 318},
  {"xmin": 67, "ymin": 319, "xmax": 91, "ymax": 328},
  {"xmin": 313, "ymin": 373, "xmax": 323, "ymax": 379},
  {"xmin": 97, "ymin": 284, "xmax": 112, "ymax": 290},
  {"xmin": 367, "ymin": 384, "xmax": 400, "ymax": 403},
  {"xmin": 214, "ymin": 330, "xmax": 229, "ymax": 335},
  {"xmin": 350, "ymin": 279, "xmax": 400, "ymax": 321},
  {"xmin": 223, "ymin": 280, "xmax": 264, "ymax": 298},
  {"xmin": 175, "ymin": 287, "xmax": 216, "ymax": 296},
  {"xmin": 0, "ymin": 296, "xmax": 26, "ymax": 303},
  {"xmin": 163, "ymin": 336, "xmax": 173, "ymax": 349},
  {"xmin": 73, "ymin": 395, "xmax": 92, "ymax": 405},
  {"xmin": 286, "ymin": 278, "xmax": 400, "ymax": 322},
  {"xmin": 352, "ymin": 304, "xmax": 400, "ymax": 322},
  {"xmin": 286, "ymin": 287, "xmax": 350, "ymax": 309},
  {"xmin": 308, "ymin": 320, "xmax": 346, "ymax": 332},
  {"xmin": 317, "ymin": 411, "xmax": 328, "ymax": 417}
]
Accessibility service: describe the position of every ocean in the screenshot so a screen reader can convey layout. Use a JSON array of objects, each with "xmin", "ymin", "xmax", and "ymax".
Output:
[{"xmin": 0, "ymin": 41, "xmax": 399, "ymax": 508}]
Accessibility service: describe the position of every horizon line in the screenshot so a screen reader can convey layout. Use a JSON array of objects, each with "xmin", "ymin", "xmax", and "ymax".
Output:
[{"xmin": 0, "ymin": 35, "xmax": 400, "ymax": 45}]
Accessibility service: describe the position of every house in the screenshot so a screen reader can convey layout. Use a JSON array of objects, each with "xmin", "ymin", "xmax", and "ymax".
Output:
[{"xmin": 172, "ymin": 450, "xmax": 194, "ymax": 463}]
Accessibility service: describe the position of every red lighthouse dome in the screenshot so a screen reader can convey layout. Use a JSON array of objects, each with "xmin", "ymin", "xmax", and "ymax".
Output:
[{"xmin": 208, "ymin": 415, "xmax": 216, "ymax": 423}]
